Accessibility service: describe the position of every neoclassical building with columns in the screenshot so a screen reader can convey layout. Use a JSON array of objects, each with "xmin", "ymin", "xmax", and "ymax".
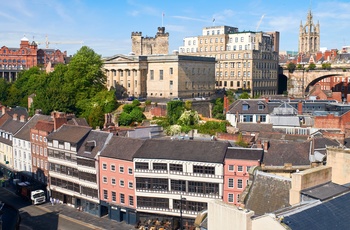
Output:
[{"xmin": 103, "ymin": 54, "xmax": 216, "ymax": 99}]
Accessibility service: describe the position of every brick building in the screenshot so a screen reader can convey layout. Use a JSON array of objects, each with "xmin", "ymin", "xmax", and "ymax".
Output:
[{"xmin": 0, "ymin": 36, "xmax": 67, "ymax": 80}]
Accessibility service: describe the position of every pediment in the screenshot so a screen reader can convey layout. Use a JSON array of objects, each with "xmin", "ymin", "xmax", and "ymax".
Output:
[{"xmin": 103, "ymin": 54, "xmax": 137, "ymax": 62}]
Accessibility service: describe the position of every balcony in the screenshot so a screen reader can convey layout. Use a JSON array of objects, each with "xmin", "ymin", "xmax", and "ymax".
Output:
[
  {"xmin": 136, "ymin": 189, "xmax": 221, "ymax": 199},
  {"xmin": 134, "ymin": 169, "xmax": 223, "ymax": 179}
]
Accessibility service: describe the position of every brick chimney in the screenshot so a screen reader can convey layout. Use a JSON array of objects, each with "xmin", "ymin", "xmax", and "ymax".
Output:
[
  {"xmin": 20, "ymin": 115, "xmax": 26, "ymax": 122},
  {"xmin": 13, "ymin": 113, "xmax": 18, "ymax": 121},
  {"xmin": 298, "ymin": 101, "xmax": 303, "ymax": 115},
  {"xmin": 223, "ymin": 95, "xmax": 229, "ymax": 114},
  {"xmin": 51, "ymin": 111, "xmax": 67, "ymax": 131},
  {"xmin": 263, "ymin": 140, "xmax": 269, "ymax": 151},
  {"xmin": 104, "ymin": 113, "xmax": 112, "ymax": 129}
]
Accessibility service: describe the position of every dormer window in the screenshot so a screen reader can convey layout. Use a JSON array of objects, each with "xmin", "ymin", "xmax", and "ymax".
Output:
[
  {"xmin": 258, "ymin": 105, "xmax": 264, "ymax": 110},
  {"xmin": 242, "ymin": 104, "xmax": 249, "ymax": 110},
  {"xmin": 85, "ymin": 141, "xmax": 96, "ymax": 152}
]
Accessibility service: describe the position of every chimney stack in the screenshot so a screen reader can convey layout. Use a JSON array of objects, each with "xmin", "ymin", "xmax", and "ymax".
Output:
[
  {"xmin": 13, "ymin": 113, "xmax": 18, "ymax": 121},
  {"xmin": 20, "ymin": 115, "xmax": 26, "ymax": 122}
]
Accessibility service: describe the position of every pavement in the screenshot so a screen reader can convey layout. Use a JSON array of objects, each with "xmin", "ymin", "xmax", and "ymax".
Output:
[{"xmin": 3, "ymin": 185, "xmax": 135, "ymax": 230}]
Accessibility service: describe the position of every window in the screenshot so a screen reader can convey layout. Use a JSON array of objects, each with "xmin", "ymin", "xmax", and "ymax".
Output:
[
  {"xmin": 135, "ymin": 162, "xmax": 148, "ymax": 170},
  {"xmin": 150, "ymin": 70, "xmax": 154, "ymax": 80},
  {"xmin": 40, "ymin": 136, "xmax": 42, "ymax": 142},
  {"xmin": 243, "ymin": 115, "xmax": 253, "ymax": 122},
  {"xmin": 238, "ymin": 166, "xmax": 243, "ymax": 171},
  {"xmin": 153, "ymin": 163, "xmax": 167, "ymax": 171},
  {"xmin": 111, "ymin": 164, "xmax": 115, "ymax": 171},
  {"xmin": 193, "ymin": 165, "xmax": 215, "ymax": 175},
  {"xmin": 247, "ymin": 166, "xmax": 251, "ymax": 172},
  {"xmin": 120, "ymin": 194, "xmax": 125, "ymax": 204},
  {"xmin": 159, "ymin": 70, "xmax": 163, "ymax": 80},
  {"xmin": 120, "ymin": 180, "xmax": 125, "ymax": 187},
  {"xmin": 128, "ymin": 181, "xmax": 133, "ymax": 189},
  {"xmin": 238, "ymin": 179, "xmax": 243, "ymax": 189},
  {"xmin": 32, "ymin": 134, "xmax": 35, "ymax": 140},
  {"xmin": 103, "ymin": 176, "xmax": 107, "ymax": 183},
  {"xmin": 258, "ymin": 105, "xmax": 264, "ymax": 110},
  {"xmin": 242, "ymin": 104, "xmax": 248, "ymax": 110},
  {"xmin": 103, "ymin": 190, "xmax": 108, "ymax": 200},
  {"xmin": 111, "ymin": 178, "xmax": 116, "ymax": 185},
  {"xmin": 170, "ymin": 68, "xmax": 173, "ymax": 75},
  {"xmin": 119, "ymin": 166, "xmax": 124, "ymax": 173},
  {"xmin": 112, "ymin": 191, "xmax": 116, "ymax": 202},
  {"xmin": 228, "ymin": 178, "xmax": 234, "ymax": 188},
  {"xmin": 228, "ymin": 194, "xmax": 234, "ymax": 203},
  {"xmin": 44, "ymin": 148, "xmax": 47, "ymax": 157},
  {"xmin": 228, "ymin": 165, "xmax": 234, "ymax": 171},
  {"xmin": 129, "ymin": 196, "xmax": 134, "ymax": 206},
  {"xmin": 170, "ymin": 164, "xmax": 183, "ymax": 172},
  {"xmin": 128, "ymin": 167, "xmax": 133, "ymax": 175},
  {"xmin": 102, "ymin": 163, "xmax": 107, "ymax": 170}
]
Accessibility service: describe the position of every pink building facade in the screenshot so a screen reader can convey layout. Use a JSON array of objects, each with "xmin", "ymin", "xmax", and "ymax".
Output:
[
  {"xmin": 98, "ymin": 136, "xmax": 145, "ymax": 225},
  {"xmin": 223, "ymin": 147, "xmax": 263, "ymax": 206}
]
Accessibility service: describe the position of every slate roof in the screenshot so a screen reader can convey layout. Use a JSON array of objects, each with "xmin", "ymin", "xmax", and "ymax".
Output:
[
  {"xmin": 227, "ymin": 99, "xmax": 269, "ymax": 114},
  {"xmin": 14, "ymin": 114, "xmax": 51, "ymax": 140},
  {"xmin": 225, "ymin": 147, "xmax": 264, "ymax": 161},
  {"xmin": 67, "ymin": 117, "xmax": 89, "ymax": 127},
  {"xmin": 263, "ymin": 140, "xmax": 311, "ymax": 166},
  {"xmin": 100, "ymin": 136, "xmax": 145, "ymax": 161},
  {"xmin": 312, "ymin": 137, "xmax": 340, "ymax": 149},
  {"xmin": 282, "ymin": 192, "xmax": 350, "ymax": 230},
  {"xmin": 133, "ymin": 139, "xmax": 230, "ymax": 163},
  {"xmin": 47, "ymin": 124, "xmax": 92, "ymax": 144},
  {"xmin": 237, "ymin": 123, "xmax": 273, "ymax": 133},
  {"xmin": 0, "ymin": 119, "xmax": 26, "ymax": 135},
  {"xmin": 77, "ymin": 130, "xmax": 111, "ymax": 159},
  {"xmin": 244, "ymin": 171, "xmax": 291, "ymax": 216},
  {"xmin": 301, "ymin": 182, "xmax": 350, "ymax": 201}
]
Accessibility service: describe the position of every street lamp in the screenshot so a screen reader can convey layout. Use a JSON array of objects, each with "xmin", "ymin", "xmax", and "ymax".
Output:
[{"xmin": 180, "ymin": 195, "xmax": 186, "ymax": 230}]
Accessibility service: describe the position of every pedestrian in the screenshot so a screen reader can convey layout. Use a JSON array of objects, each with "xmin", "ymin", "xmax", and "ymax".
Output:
[
  {"xmin": 50, "ymin": 197, "xmax": 53, "ymax": 206},
  {"xmin": 53, "ymin": 198, "xmax": 56, "ymax": 205}
]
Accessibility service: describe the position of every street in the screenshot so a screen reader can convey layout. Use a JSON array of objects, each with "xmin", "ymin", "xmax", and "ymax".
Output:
[{"xmin": 0, "ymin": 187, "xmax": 96, "ymax": 230}]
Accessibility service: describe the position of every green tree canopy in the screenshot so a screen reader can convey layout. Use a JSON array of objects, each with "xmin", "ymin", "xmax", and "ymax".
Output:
[
  {"xmin": 167, "ymin": 101, "xmax": 184, "ymax": 125},
  {"xmin": 287, "ymin": 62, "xmax": 296, "ymax": 73}
]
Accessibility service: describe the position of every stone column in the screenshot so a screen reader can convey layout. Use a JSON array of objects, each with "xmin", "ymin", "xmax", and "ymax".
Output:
[
  {"xmin": 136, "ymin": 70, "xmax": 141, "ymax": 96},
  {"xmin": 130, "ymin": 70, "xmax": 135, "ymax": 96},
  {"xmin": 116, "ymin": 70, "xmax": 120, "ymax": 85}
]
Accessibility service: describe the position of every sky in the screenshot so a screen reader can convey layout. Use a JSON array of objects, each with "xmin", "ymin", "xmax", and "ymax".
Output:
[{"xmin": 1, "ymin": 0, "xmax": 350, "ymax": 57}]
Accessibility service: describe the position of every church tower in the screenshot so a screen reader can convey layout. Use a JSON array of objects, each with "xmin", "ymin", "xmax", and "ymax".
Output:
[{"xmin": 298, "ymin": 10, "xmax": 320, "ymax": 54}]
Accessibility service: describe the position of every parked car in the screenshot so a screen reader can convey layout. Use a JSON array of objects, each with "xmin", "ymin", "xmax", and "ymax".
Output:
[
  {"xmin": 137, "ymin": 97, "xmax": 147, "ymax": 102},
  {"xmin": 127, "ymin": 96, "xmax": 135, "ymax": 101},
  {"xmin": 172, "ymin": 97, "xmax": 182, "ymax": 101}
]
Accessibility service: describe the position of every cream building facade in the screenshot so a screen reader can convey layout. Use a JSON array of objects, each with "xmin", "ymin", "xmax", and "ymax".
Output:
[
  {"xmin": 179, "ymin": 25, "xmax": 279, "ymax": 97},
  {"xmin": 103, "ymin": 54, "xmax": 216, "ymax": 99}
]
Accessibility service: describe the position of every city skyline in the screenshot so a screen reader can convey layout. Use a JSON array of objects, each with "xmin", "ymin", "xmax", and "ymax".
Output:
[{"xmin": 1, "ymin": 0, "xmax": 349, "ymax": 57}]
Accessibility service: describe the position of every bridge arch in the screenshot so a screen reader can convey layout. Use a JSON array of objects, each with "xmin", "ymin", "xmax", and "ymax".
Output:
[{"xmin": 305, "ymin": 73, "xmax": 344, "ymax": 93}]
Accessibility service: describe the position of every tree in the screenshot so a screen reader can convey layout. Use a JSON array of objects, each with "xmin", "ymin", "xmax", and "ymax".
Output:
[
  {"xmin": 167, "ymin": 101, "xmax": 184, "ymax": 125},
  {"xmin": 6, "ymin": 67, "xmax": 45, "ymax": 108},
  {"xmin": 308, "ymin": 63, "xmax": 316, "ymax": 70},
  {"xmin": 0, "ymin": 78, "xmax": 10, "ymax": 104},
  {"xmin": 239, "ymin": 92, "xmax": 250, "ymax": 99},
  {"xmin": 212, "ymin": 98, "xmax": 224, "ymax": 119},
  {"xmin": 287, "ymin": 62, "xmax": 296, "ymax": 73},
  {"xmin": 322, "ymin": 63, "xmax": 331, "ymax": 70}
]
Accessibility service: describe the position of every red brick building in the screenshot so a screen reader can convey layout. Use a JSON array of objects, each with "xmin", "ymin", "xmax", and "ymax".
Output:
[{"xmin": 0, "ymin": 36, "xmax": 67, "ymax": 81}]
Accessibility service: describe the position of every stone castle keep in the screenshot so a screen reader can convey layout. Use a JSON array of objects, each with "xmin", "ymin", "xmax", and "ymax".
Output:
[{"xmin": 131, "ymin": 27, "xmax": 169, "ymax": 55}]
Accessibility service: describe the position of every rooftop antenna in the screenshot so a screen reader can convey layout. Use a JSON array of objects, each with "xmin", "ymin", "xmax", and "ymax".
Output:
[{"xmin": 162, "ymin": 12, "xmax": 165, "ymax": 27}]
